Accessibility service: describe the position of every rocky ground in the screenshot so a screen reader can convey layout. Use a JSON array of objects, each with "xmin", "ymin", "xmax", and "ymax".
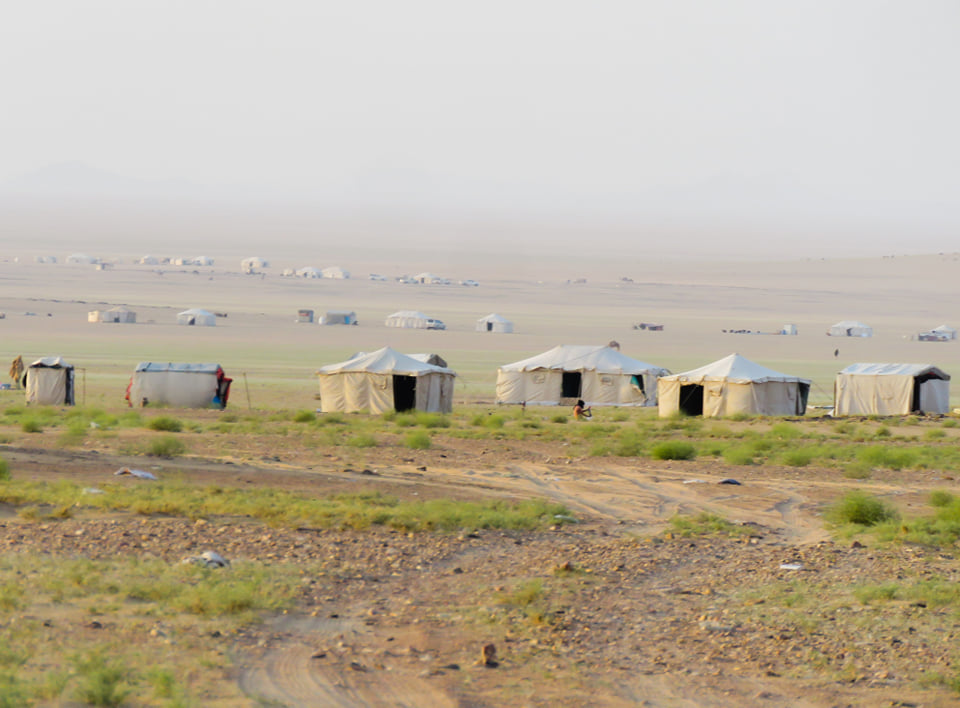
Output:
[{"xmin": 2, "ymin": 442, "xmax": 960, "ymax": 706}]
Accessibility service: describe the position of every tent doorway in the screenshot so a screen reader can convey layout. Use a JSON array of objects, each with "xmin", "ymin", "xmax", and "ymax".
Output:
[
  {"xmin": 561, "ymin": 372, "xmax": 582, "ymax": 398},
  {"xmin": 393, "ymin": 375, "xmax": 417, "ymax": 412},
  {"xmin": 486, "ymin": 322, "xmax": 493, "ymax": 331},
  {"xmin": 678, "ymin": 384, "xmax": 704, "ymax": 416}
]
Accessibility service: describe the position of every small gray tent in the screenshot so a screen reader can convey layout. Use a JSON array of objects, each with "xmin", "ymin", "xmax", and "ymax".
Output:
[
  {"xmin": 25, "ymin": 357, "xmax": 75, "ymax": 405},
  {"xmin": 834, "ymin": 363, "xmax": 950, "ymax": 415}
]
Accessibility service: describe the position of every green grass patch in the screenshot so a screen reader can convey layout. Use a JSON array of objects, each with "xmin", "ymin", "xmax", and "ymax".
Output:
[
  {"xmin": 857, "ymin": 445, "xmax": 917, "ymax": 471},
  {"xmin": 668, "ymin": 512, "xmax": 748, "ymax": 538},
  {"xmin": 145, "ymin": 436, "xmax": 187, "ymax": 457},
  {"xmin": 146, "ymin": 416, "xmax": 183, "ymax": 432},
  {"xmin": 826, "ymin": 490, "xmax": 899, "ymax": 527},
  {"xmin": 405, "ymin": 431, "xmax": 431, "ymax": 449}
]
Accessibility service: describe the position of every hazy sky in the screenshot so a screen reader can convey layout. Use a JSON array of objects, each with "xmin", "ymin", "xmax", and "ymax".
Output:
[{"xmin": 2, "ymin": 1, "xmax": 959, "ymax": 249}]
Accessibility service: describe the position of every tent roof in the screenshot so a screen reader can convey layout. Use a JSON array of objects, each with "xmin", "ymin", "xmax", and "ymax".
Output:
[
  {"xmin": 831, "ymin": 320, "xmax": 871, "ymax": 327},
  {"xmin": 318, "ymin": 347, "xmax": 455, "ymax": 376},
  {"xmin": 839, "ymin": 363, "xmax": 950, "ymax": 379},
  {"xmin": 324, "ymin": 310, "xmax": 356, "ymax": 315},
  {"xmin": 29, "ymin": 356, "xmax": 71, "ymax": 369},
  {"xmin": 107, "ymin": 306, "xmax": 132, "ymax": 312},
  {"xmin": 134, "ymin": 362, "xmax": 223, "ymax": 374},
  {"xmin": 477, "ymin": 313, "xmax": 512, "ymax": 323},
  {"xmin": 499, "ymin": 345, "xmax": 668, "ymax": 375},
  {"xmin": 661, "ymin": 353, "xmax": 810, "ymax": 384},
  {"xmin": 387, "ymin": 310, "xmax": 429, "ymax": 319},
  {"xmin": 932, "ymin": 324, "xmax": 957, "ymax": 333},
  {"xmin": 178, "ymin": 308, "xmax": 215, "ymax": 316}
]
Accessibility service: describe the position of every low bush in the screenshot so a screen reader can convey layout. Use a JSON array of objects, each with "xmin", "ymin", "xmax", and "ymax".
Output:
[
  {"xmin": 650, "ymin": 441, "xmax": 695, "ymax": 461},
  {"xmin": 722, "ymin": 446, "xmax": 755, "ymax": 466},
  {"xmin": 0, "ymin": 457, "xmax": 9, "ymax": 481},
  {"xmin": 930, "ymin": 490, "xmax": 954, "ymax": 508},
  {"xmin": 293, "ymin": 410, "xmax": 316, "ymax": 423},
  {"xmin": 550, "ymin": 415, "xmax": 568, "ymax": 424},
  {"xmin": 405, "ymin": 431, "xmax": 431, "ymax": 449},
  {"xmin": 827, "ymin": 490, "xmax": 899, "ymax": 527},
  {"xmin": 857, "ymin": 445, "xmax": 917, "ymax": 471},
  {"xmin": 147, "ymin": 416, "xmax": 183, "ymax": 432},
  {"xmin": 145, "ymin": 436, "xmax": 186, "ymax": 458},
  {"xmin": 415, "ymin": 413, "xmax": 450, "ymax": 429},
  {"xmin": 780, "ymin": 448, "xmax": 814, "ymax": 467},
  {"xmin": 347, "ymin": 433, "xmax": 377, "ymax": 448},
  {"xmin": 21, "ymin": 418, "xmax": 42, "ymax": 434}
]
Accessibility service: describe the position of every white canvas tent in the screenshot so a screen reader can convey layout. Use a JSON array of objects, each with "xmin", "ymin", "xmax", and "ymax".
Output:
[
  {"xmin": 834, "ymin": 363, "xmax": 950, "ymax": 416},
  {"xmin": 88, "ymin": 306, "xmax": 136, "ymax": 324},
  {"xmin": 385, "ymin": 311, "xmax": 445, "ymax": 329},
  {"xmin": 931, "ymin": 325, "xmax": 958, "ymax": 340},
  {"xmin": 177, "ymin": 308, "xmax": 216, "ymax": 326},
  {"xmin": 919, "ymin": 324, "xmax": 958, "ymax": 342},
  {"xmin": 296, "ymin": 267, "xmax": 323, "ymax": 278},
  {"xmin": 476, "ymin": 313, "xmax": 513, "ymax": 333},
  {"xmin": 828, "ymin": 321, "xmax": 873, "ymax": 337},
  {"xmin": 496, "ymin": 345, "xmax": 669, "ymax": 407},
  {"xmin": 322, "ymin": 266, "xmax": 350, "ymax": 279},
  {"xmin": 25, "ymin": 356, "xmax": 75, "ymax": 405},
  {"xmin": 658, "ymin": 353, "xmax": 810, "ymax": 418},
  {"xmin": 317, "ymin": 346, "xmax": 456, "ymax": 414},
  {"xmin": 241, "ymin": 256, "xmax": 269, "ymax": 272},
  {"xmin": 126, "ymin": 362, "xmax": 233, "ymax": 409}
]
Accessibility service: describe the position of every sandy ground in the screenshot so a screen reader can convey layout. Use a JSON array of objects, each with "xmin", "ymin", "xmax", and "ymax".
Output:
[{"xmin": 3, "ymin": 252, "xmax": 960, "ymax": 407}]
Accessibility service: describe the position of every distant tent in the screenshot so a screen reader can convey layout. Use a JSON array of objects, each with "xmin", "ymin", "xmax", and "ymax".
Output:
[
  {"xmin": 319, "ymin": 310, "xmax": 358, "ymax": 325},
  {"xmin": 834, "ymin": 363, "xmax": 950, "ymax": 415},
  {"xmin": 139, "ymin": 255, "xmax": 159, "ymax": 265},
  {"xmin": 385, "ymin": 311, "xmax": 445, "ymax": 329},
  {"xmin": 67, "ymin": 253, "xmax": 99, "ymax": 265},
  {"xmin": 126, "ymin": 362, "xmax": 232, "ymax": 409},
  {"xmin": 828, "ymin": 320, "xmax": 873, "ymax": 337},
  {"xmin": 919, "ymin": 324, "xmax": 958, "ymax": 342},
  {"xmin": 296, "ymin": 267, "xmax": 323, "ymax": 279},
  {"xmin": 88, "ymin": 306, "xmax": 136, "ymax": 324},
  {"xmin": 322, "ymin": 266, "xmax": 350, "ymax": 279},
  {"xmin": 177, "ymin": 308, "xmax": 216, "ymax": 326},
  {"xmin": 25, "ymin": 356, "xmax": 75, "ymax": 405},
  {"xmin": 496, "ymin": 345, "xmax": 669, "ymax": 407},
  {"xmin": 413, "ymin": 272, "xmax": 445, "ymax": 284},
  {"xmin": 193, "ymin": 256, "xmax": 214, "ymax": 266},
  {"xmin": 297, "ymin": 309, "xmax": 315, "ymax": 323},
  {"xmin": 476, "ymin": 313, "xmax": 513, "ymax": 333},
  {"xmin": 317, "ymin": 346, "xmax": 456, "ymax": 414},
  {"xmin": 241, "ymin": 256, "xmax": 269, "ymax": 273},
  {"xmin": 658, "ymin": 353, "xmax": 810, "ymax": 418}
]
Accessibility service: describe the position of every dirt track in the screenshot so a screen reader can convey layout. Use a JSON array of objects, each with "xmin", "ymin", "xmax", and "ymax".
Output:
[{"xmin": 3, "ymin": 443, "xmax": 960, "ymax": 706}]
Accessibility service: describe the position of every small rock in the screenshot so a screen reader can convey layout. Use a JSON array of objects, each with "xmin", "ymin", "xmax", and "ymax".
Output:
[{"xmin": 481, "ymin": 643, "xmax": 498, "ymax": 667}]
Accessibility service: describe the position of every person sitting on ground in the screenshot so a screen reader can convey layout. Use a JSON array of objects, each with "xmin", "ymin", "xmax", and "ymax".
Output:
[{"xmin": 573, "ymin": 399, "xmax": 592, "ymax": 420}]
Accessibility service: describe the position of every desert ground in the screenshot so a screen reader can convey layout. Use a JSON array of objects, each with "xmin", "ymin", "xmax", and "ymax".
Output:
[{"xmin": 2, "ymin": 245, "xmax": 960, "ymax": 706}]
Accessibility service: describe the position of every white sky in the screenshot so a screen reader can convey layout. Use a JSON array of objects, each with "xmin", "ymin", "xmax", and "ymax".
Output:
[{"xmin": 2, "ymin": 1, "xmax": 959, "ymax": 248}]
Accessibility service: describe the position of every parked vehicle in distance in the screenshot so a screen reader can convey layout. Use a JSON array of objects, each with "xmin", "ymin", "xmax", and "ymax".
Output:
[
  {"xmin": 425, "ymin": 318, "xmax": 446, "ymax": 330},
  {"xmin": 460, "ymin": 279, "xmax": 480, "ymax": 286},
  {"xmin": 368, "ymin": 273, "xmax": 388, "ymax": 281}
]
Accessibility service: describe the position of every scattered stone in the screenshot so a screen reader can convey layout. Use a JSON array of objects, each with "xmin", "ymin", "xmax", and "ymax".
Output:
[
  {"xmin": 349, "ymin": 661, "xmax": 366, "ymax": 672},
  {"xmin": 417, "ymin": 466, "xmax": 427, "ymax": 472},
  {"xmin": 481, "ymin": 643, "xmax": 498, "ymax": 667},
  {"xmin": 360, "ymin": 469, "xmax": 377, "ymax": 475},
  {"xmin": 182, "ymin": 550, "xmax": 230, "ymax": 568},
  {"xmin": 718, "ymin": 478, "xmax": 741, "ymax": 485}
]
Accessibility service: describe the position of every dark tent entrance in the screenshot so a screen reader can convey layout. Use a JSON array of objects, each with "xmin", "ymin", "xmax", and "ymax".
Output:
[
  {"xmin": 486, "ymin": 322, "xmax": 493, "ymax": 331},
  {"xmin": 678, "ymin": 384, "xmax": 704, "ymax": 416},
  {"xmin": 393, "ymin": 375, "xmax": 417, "ymax": 412},
  {"xmin": 561, "ymin": 372, "xmax": 582, "ymax": 399}
]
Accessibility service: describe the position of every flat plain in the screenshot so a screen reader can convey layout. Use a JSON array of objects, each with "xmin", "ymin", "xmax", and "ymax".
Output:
[{"xmin": 3, "ymin": 249, "xmax": 960, "ymax": 707}]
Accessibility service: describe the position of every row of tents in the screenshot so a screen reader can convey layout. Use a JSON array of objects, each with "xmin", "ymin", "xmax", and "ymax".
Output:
[
  {"xmin": 12, "ymin": 358, "xmax": 232, "ymax": 409},
  {"xmin": 11, "ymin": 347, "xmax": 951, "ymax": 419}
]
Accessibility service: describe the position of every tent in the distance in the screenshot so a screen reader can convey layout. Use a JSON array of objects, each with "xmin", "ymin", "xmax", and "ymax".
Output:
[
  {"xmin": 496, "ymin": 345, "xmax": 668, "ymax": 407},
  {"xmin": 125, "ymin": 362, "xmax": 233, "ymax": 409},
  {"xmin": 657, "ymin": 353, "xmax": 810, "ymax": 418},
  {"xmin": 319, "ymin": 310, "xmax": 358, "ymax": 325},
  {"xmin": 25, "ymin": 356, "xmax": 75, "ymax": 405},
  {"xmin": 476, "ymin": 313, "xmax": 513, "ymax": 333},
  {"xmin": 88, "ymin": 306, "xmax": 136, "ymax": 324},
  {"xmin": 177, "ymin": 308, "xmax": 216, "ymax": 326},
  {"xmin": 834, "ymin": 363, "xmax": 950, "ymax": 415},
  {"xmin": 317, "ymin": 346, "xmax": 455, "ymax": 414},
  {"xmin": 828, "ymin": 320, "xmax": 873, "ymax": 337},
  {"xmin": 384, "ymin": 311, "xmax": 446, "ymax": 330}
]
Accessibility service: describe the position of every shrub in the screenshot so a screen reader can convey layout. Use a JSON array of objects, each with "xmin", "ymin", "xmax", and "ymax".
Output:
[
  {"xmin": 415, "ymin": 413, "xmax": 450, "ymax": 428},
  {"xmin": 0, "ymin": 457, "xmax": 8, "ymax": 481},
  {"xmin": 942, "ymin": 419, "xmax": 958, "ymax": 429},
  {"xmin": 405, "ymin": 431, "xmax": 431, "ymax": 449},
  {"xmin": 293, "ymin": 410, "xmax": 316, "ymax": 423},
  {"xmin": 550, "ymin": 415, "xmax": 567, "ymax": 424},
  {"xmin": 650, "ymin": 441, "xmax": 695, "ymax": 461},
  {"xmin": 770, "ymin": 422, "xmax": 802, "ymax": 439},
  {"xmin": 71, "ymin": 651, "xmax": 131, "ymax": 707},
  {"xmin": 485, "ymin": 415, "xmax": 506, "ymax": 429},
  {"xmin": 613, "ymin": 432, "xmax": 644, "ymax": 457},
  {"xmin": 924, "ymin": 429, "xmax": 947, "ymax": 441},
  {"xmin": 827, "ymin": 490, "xmax": 899, "ymax": 527},
  {"xmin": 930, "ymin": 490, "xmax": 954, "ymax": 508},
  {"xmin": 147, "ymin": 416, "xmax": 183, "ymax": 432},
  {"xmin": 780, "ymin": 448, "xmax": 814, "ymax": 467},
  {"xmin": 394, "ymin": 414, "xmax": 417, "ymax": 427},
  {"xmin": 21, "ymin": 419, "xmax": 42, "ymax": 433},
  {"xmin": 146, "ymin": 436, "xmax": 186, "ymax": 458},
  {"xmin": 347, "ymin": 433, "xmax": 377, "ymax": 448},
  {"xmin": 857, "ymin": 445, "xmax": 917, "ymax": 471},
  {"xmin": 723, "ymin": 446, "xmax": 755, "ymax": 466}
]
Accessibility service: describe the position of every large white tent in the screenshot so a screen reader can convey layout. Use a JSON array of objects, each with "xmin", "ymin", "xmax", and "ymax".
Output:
[
  {"xmin": 317, "ymin": 346, "xmax": 456, "ymax": 414},
  {"xmin": 828, "ymin": 321, "xmax": 873, "ymax": 337},
  {"xmin": 25, "ymin": 356, "xmax": 75, "ymax": 405},
  {"xmin": 658, "ymin": 353, "xmax": 810, "ymax": 418},
  {"xmin": 177, "ymin": 308, "xmax": 216, "ymax": 326},
  {"xmin": 126, "ymin": 362, "xmax": 233, "ymax": 409},
  {"xmin": 322, "ymin": 266, "xmax": 350, "ymax": 279},
  {"xmin": 496, "ymin": 345, "xmax": 668, "ymax": 407},
  {"xmin": 88, "ymin": 306, "xmax": 136, "ymax": 323},
  {"xmin": 385, "ymin": 311, "xmax": 445, "ymax": 329},
  {"xmin": 834, "ymin": 363, "xmax": 950, "ymax": 415},
  {"xmin": 476, "ymin": 313, "xmax": 513, "ymax": 333}
]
